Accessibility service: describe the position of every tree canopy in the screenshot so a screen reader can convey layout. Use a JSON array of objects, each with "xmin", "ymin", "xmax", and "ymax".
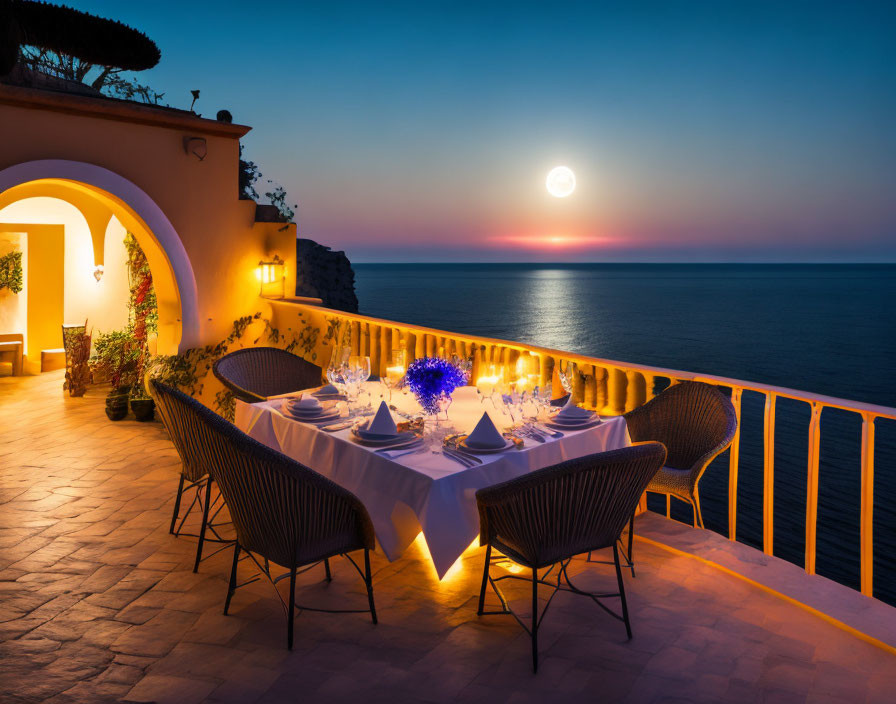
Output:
[{"xmin": 0, "ymin": 0, "xmax": 160, "ymax": 75}]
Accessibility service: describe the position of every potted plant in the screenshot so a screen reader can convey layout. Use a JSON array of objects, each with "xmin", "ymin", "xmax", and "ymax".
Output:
[
  {"xmin": 93, "ymin": 329, "xmax": 139, "ymax": 420},
  {"xmin": 130, "ymin": 386, "xmax": 155, "ymax": 422}
]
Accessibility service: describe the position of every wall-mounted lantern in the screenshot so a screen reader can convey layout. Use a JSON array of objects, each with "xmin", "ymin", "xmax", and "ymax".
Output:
[
  {"xmin": 183, "ymin": 136, "xmax": 208, "ymax": 161},
  {"xmin": 256, "ymin": 254, "xmax": 285, "ymax": 297}
]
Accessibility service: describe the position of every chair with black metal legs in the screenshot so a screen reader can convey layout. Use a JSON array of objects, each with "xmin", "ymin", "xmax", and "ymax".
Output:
[
  {"xmin": 212, "ymin": 347, "xmax": 323, "ymax": 403},
  {"xmin": 149, "ymin": 379, "xmax": 231, "ymax": 572},
  {"xmin": 150, "ymin": 380, "xmax": 377, "ymax": 650},
  {"xmin": 476, "ymin": 442, "xmax": 667, "ymax": 672}
]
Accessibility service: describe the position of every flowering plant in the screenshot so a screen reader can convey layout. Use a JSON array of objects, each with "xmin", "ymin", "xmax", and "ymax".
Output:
[{"xmin": 404, "ymin": 357, "xmax": 469, "ymax": 414}]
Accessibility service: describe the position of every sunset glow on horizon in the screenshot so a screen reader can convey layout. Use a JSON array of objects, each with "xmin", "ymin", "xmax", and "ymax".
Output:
[{"xmin": 75, "ymin": 0, "xmax": 896, "ymax": 263}]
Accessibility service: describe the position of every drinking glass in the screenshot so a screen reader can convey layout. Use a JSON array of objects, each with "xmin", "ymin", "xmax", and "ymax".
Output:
[
  {"xmin": 557, "ymin": 361, "xmax": 578, "ymax": 401},
  {"xmin": 383, "ymin": 349, "xmax": 407, "ymax": 402},
  {"xmin": 346, "ymin": 355, "xmax": 371, "ymax": 413}
]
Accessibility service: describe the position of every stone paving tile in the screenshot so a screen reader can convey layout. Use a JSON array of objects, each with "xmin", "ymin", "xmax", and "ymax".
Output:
[{"xmin": 2, "ymin": 370, "xmax": 896, "ymax": 703}]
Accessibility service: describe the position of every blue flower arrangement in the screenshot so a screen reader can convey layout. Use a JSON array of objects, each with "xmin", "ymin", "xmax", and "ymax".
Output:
[{"xmin": 404, "ymin": 357, "xmax": 468, "ymax": 415}]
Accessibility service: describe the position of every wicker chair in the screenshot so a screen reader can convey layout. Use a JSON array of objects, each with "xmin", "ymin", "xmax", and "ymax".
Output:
[
  {"xmin": 625, "ymin": 381, "xmax": 737, "ymax": 529},
  {"xmin": 150, "ymin": 380, "xmax": 377, "ymax": 649},
  {"xmin": 476, "ymin": 442, "xmax": 667, "ymax": 672},
  {"xmin": 149, "ymin": 379, "xmax": 231, "ymax": 572},
  {"xmin": 213, "ymin": 347, "xmax": 323, "ymax": 403}
]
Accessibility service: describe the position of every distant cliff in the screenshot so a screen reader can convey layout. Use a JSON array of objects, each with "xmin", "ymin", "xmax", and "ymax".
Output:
[{"xmin": 294, "ymin": 238, "xmax": 359, "ymax": 313}]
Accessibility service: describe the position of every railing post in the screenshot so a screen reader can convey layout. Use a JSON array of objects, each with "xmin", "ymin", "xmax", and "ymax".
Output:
[
  {"xmin": 728, "ymin": 387, "xmax": 742, "ymax": 541},
  {"xmin": 805, "ymin": 402, "xmax": 822, "ymax": 575},
  {"xmin": 763, "ymin": 393, "xmax": 776, "ymax": 556},
  {"xmin": 860, "ymin": 413, "xmax": 876, "ymax": 597}
]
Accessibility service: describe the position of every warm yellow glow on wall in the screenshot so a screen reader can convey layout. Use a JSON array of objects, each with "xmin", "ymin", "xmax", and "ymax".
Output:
[
  {"xmin": 0, "ymin": 179, "xmax": 184, "ymax": 354},
  {"xmin": 257, "ymin": 254, "xmax": 285, "ymax": 297}
]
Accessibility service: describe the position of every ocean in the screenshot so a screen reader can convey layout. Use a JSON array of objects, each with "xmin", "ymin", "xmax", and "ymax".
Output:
[{"xmin": 353, "ymin": 263, "xmax": 896, "ymax": 603}]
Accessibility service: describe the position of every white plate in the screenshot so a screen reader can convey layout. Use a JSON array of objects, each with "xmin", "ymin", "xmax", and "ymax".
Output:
[
  {"xmin": 544, "ymin": 419, "xmax": 601, "ymax": 431},
  {"xmin": 350, "ymin": 429, "xmax": 417, "ymax": 447},
  {"xmin": 459, "ymin": 438, "xmax": 515, "ymax": 454}
]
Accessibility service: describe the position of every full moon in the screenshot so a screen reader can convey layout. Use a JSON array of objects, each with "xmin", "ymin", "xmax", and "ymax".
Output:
[{"xmin": 546, "ymin": 166, "xmax": 576, "ymax": 198}]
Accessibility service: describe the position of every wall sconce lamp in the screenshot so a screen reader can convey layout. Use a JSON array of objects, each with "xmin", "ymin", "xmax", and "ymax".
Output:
[
  {"xmin": 256, "ymin": 254, "xmax": 285, "ymax": 296},
  {"xmin": 93, "ymin": 265, "xmax": 104, "ymax": 282},
  {"xmin": 183, "ymin": 136, "xmax": 208, "ymax": 161}
]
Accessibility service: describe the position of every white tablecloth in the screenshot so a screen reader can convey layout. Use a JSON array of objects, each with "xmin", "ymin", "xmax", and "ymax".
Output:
[{"xmin": 234, "ymin": 389, "xmax": 630, "ymax": 578}]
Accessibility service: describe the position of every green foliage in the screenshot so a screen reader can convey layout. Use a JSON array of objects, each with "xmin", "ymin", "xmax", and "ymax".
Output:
[
  {"xmin": 93, "ymin": 328, "xmax": 139, "ymax": 391},
  {"xmin": 149, "ymin": 311, "xmax": 329, "ymax": 417},
  {"xmin": 264, "ymin": 184, "xmax": 297, "ymax": 226},
  {"xmin": 151, "ymin": 313, "xmax": 264, "ymax": 401},
  {"xmin": 0, "ymin": 250, "xmax": 23, "ymax": 294},
  {"xmin": 239, "ymin": 144, "xmax": 260, "ymax": 200},
  {"xmin": 238, "ymin": 142, "xmax": 297, "ymax": 226}
]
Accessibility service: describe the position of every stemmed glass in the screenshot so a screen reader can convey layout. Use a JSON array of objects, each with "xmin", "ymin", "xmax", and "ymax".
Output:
[
  {"xmin": 345, "ymin": 355, "xmax": 371, "ymax": 414},
  {"xmin": 383, "ymin": 349, "xmax": 407, "ymax": 403},
  {"xmin": 557, "ymin": 361, "xmax": 579, "ymax": 405},
  {"xmin": 326, "ymin": 346, "xmax": 350, "ymax": 394},
  {"xmin": 476, "ymin": 364, "xmax": 503, "ymax": 409}
]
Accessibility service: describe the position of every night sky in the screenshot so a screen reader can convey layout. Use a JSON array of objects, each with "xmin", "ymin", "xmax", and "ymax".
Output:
[{"xmin": 65, "ymin": 1, "xmax": 895, "ymax": 262}]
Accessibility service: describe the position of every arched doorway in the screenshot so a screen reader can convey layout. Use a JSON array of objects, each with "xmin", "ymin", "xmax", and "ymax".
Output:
[{"xmin": 0, "ymin": 160, "xmax": 199, "ymax": 364}]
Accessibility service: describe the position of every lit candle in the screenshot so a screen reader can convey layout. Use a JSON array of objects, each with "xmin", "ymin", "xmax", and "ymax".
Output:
[{"xmin": 386, "ymin": 365, "xmax": 406, "ymax": 382}]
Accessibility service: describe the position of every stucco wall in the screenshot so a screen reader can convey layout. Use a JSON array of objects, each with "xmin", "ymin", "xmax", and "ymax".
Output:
[
  {"xmin": 0, "ymin": 197, "xmax": 131, "ymax": 341},
  {"xmin": 0, "ymin": 92, "xmax": 297, "ymax": 351}
]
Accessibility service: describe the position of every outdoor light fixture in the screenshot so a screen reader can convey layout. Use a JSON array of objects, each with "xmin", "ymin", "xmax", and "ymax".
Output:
[
  {"xmin": 257, "ymin": 254, "xmax": 285, "ymax": 296},
  {"xmin": 93, "ymin": 265, "xmax": 104, "ymax": 282},
  {"xmin": 183, "ymin": 136, "xmax": 207, "ymax": 161}
]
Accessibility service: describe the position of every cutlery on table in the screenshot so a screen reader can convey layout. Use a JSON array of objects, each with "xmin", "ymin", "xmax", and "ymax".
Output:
[
  {"xmin": 535, "ymin": 423, "xmax": 564, "ymax": 438},
  {"xmin": 441, "ymin": 447, "xmax": 477, "ymax": 467},
  {"xmin": 388, "ymin": 405, "xmax": 417, "ymax": 420},
  {"xmin": 443, "ymin": 438, "xmax": 485, "ymax": 464},
  {"xmin": 521, "ymin": 427, "xmax": 546, "ymax": 443}
]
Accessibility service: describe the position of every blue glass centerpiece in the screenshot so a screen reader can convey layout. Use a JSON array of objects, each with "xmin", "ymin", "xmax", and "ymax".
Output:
[{"xmin": 404, "ymin": 357, "xmax": 468, "ymax": 416}]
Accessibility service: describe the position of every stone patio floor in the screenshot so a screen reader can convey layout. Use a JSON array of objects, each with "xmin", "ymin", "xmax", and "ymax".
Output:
[{"xmin": 2, "ymin": 371, "xmax": 896, "ymax": 703}]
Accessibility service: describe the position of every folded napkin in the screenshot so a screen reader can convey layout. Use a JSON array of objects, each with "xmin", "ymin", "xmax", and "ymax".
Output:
[
  {"xmin": 288, "ymin": 393, "xmax": 321, "ymax": 411},
  {"xmin": 367, "ymin": 401, "xmax": 398, "ymax": 436},
  {"xmin": 313, "ymin": 383, "xmax": 340, "ymax": 396},
  {"xmin": 466, "ymin": 412, "xmax": 505, "ymax": 449},
  {"xmin": 556, "ymin": 399, "xmax": 591, "ymax": 420}
]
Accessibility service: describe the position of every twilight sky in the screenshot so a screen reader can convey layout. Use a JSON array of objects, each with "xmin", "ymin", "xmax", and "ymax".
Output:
[{"xmin": 70, "ymin": 1, "xmax": 895, "ymax": 262}]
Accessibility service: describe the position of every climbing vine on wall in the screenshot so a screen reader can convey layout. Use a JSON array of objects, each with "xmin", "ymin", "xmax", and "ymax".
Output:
[
  {"xmin": 124, "ymin": 232, "xmax": 157, "ymax": 399},
  {"xmin": 0, "ymin": 251, "xmax": 23, "ymax": 294},
  {"xmin": 147, "ymin": 309, "xmax": 347, "ymax": 420}
]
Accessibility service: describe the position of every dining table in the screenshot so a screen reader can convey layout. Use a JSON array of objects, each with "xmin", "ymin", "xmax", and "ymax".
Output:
[{"xmin": 234, "ymin": 384, "xmax": 631, "ymax": 578}]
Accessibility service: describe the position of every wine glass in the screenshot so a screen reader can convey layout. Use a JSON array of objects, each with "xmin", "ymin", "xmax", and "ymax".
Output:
[
  {"xmin": 557, "ymin": 361, "xmax": 578, "ymax": 403},
  {"xmin": 383, "ymin": 349, "xmax": 407, "ymax": 402},
  {"xmin": 350, "ymin": 355, "xmax": 372, "ymax": 411}
]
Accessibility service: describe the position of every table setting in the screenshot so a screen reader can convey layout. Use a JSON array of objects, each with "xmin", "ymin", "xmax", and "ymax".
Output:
[{"xmin": 234, "ymin": 350, "xmax": 629, "ymax": 577}]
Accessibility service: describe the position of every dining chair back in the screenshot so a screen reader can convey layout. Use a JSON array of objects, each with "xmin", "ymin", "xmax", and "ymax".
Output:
[
  {"xmin": 150, "ymin": 380, "xmax": 377, "ymax": 648},
  {"xmin": 624, "ymin": 380, "xmax": 737, "ymax": 528},
  {"xmin": 150, "ymin": 379, "xmax": 229, "ymax": 572},
  {"xmin": 213, "ymin": 347, "xmax": 322, "ymax": 403},
  {"xmin": 476, "ymin": 442, "xmax": 667, "ymax": 671}
]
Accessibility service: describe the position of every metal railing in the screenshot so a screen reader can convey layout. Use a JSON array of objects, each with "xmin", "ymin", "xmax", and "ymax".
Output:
[{"xmin": 269, "ymin": 300, "xmax": 896, "ymax": 598}]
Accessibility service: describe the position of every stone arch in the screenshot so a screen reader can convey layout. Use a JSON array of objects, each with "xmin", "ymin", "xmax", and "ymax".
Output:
[{"xmin": 0, "ymin": 160, "xmax": 198, "ymax": 353}]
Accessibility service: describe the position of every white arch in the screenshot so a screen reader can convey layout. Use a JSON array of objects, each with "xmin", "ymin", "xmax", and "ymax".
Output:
[{"xmin": 0, "ymin": 159, "xmax": 200, "ymax": 350}]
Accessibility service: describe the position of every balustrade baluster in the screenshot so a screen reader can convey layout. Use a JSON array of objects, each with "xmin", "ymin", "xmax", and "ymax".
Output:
[{"xmin": 763, "ymin": 393, "xmax": 776, "ymax": 556}]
